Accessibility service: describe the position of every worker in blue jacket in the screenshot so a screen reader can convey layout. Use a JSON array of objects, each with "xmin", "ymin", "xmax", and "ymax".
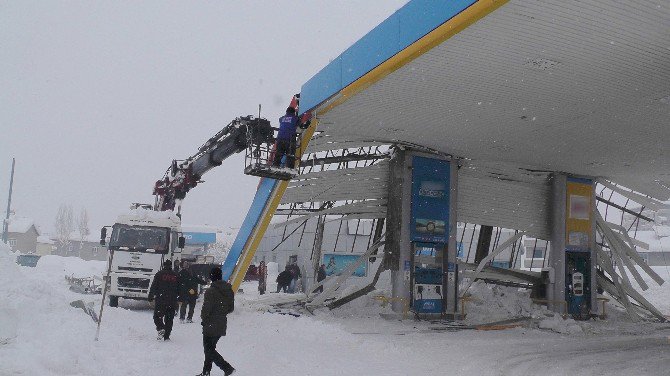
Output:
[{"xmin": 273, "ymin": 107, "xmax": 300, "ymax": 168}]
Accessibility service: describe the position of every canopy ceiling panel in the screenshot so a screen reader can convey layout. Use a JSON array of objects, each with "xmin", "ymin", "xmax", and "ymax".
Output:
[
  {"xmin": 458, "ymin": 163, "xmax": 552, "ymax": 239},
  {"xmin": 311, "ymin": 0, "xmax": 670, "ymax": 200}
]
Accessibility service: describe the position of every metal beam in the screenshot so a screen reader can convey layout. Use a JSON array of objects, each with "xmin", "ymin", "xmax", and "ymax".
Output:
[
  {"xmin": 301, "ymin": 153, "xmax": 387, "ymax": 167},
  {"xmin": 595, "ymin": 196, "xmax": 653, "ymax": 222}
]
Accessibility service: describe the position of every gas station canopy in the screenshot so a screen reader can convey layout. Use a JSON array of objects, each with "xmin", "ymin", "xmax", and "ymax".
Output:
[{"xmin": 300, "ymin": 0, "xmax": 670, "ymax": 200}]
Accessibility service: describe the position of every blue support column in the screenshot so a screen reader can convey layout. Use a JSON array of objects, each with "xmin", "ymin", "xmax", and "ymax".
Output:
[{"xmin": 390, "ymin": 151, "xmax": 459, "ymax": 317}]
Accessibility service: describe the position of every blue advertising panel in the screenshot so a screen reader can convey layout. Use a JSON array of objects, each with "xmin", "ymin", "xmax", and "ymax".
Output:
[
  {"xmin": 414, "ymin": 298, "xmax": 443, "ymax": 314},
  {"xmin": 183, "ymin": 232, "xmax": 217, "ymax": 245},
  {"xmin": 322, "ymin": 253, "xmax": 367, "ymax": 277},
  {"xmin": 410, "ymin": 156, "xmax": 450, "ymax": 243}
]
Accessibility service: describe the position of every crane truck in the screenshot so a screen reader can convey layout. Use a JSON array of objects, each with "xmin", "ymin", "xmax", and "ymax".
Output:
[{"xmin": 99, "ymin": 107, "xmax": 307, "ymax": 307}]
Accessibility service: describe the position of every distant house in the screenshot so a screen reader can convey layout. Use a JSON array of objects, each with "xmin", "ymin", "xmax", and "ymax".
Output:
[
  {"xmin": 36, "ymin": 235, "xmax": 56, "ymax": 256},
  {"xmin": 51, "ymin": 232, "xmax": 107, "ymax": 261},
  {"xmin": 5, "ymin": 216, "xmax": 39, "ymax": 254}
]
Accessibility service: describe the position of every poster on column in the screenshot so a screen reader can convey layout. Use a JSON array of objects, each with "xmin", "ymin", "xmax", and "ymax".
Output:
[
  {"xmin": 566, "ymin": 177, "xmax": 593, "ymax": 251},
  {"xmin": 322, "ymin": 254, "xmax": 367, "ymax": 277},
  {"xmin": 410, "ymin": 156, "xmax": 450, "ymax": 243}
]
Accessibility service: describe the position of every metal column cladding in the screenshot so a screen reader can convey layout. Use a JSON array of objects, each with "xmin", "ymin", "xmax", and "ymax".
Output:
[{"xmin": 411, "ymin": 156, "xmax": 450, "ymax": 242}]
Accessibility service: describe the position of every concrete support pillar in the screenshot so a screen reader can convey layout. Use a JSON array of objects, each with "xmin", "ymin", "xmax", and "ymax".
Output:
[
  {"xmin": 445, "ymin": 159, "xmax": 459, "ymax": 316},
  {"xmin": 548, "ymin": 173, "xmax": 567, "ymax": 310},
  {"xmin": 389, "ymin": 150, "xmax": 412, "ymax": 313}
]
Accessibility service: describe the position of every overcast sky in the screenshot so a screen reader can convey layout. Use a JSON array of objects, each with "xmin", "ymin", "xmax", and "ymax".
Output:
[{"xmin": 0, "ymin": 1, "xmax": 408, "ymax": 234}]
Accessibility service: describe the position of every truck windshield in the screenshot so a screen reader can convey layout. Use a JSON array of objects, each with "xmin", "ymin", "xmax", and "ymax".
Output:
[{"xmin": 109, "ymin": 225, "xmax": 170, "ymax": 253}]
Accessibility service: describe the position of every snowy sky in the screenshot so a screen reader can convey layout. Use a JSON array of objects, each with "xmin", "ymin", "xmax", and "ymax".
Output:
[{"xmin": 0, "ymin": 1, "xmax": 408, "ymax": 234}]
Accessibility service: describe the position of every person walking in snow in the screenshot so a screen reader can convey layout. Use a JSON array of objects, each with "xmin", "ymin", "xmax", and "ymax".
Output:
[
  {"xmin": 288, "ymin": 263, "xmax": 301, "ymax": 293},
  {"xmin": 178, "ymin": 260, "xmax": 207, "ymax": 323},
  {"xmin": 257, "ymin": 261, "xmax": 267, "ymax": 295},
  {"xmin": 276, "ymin": 266, "xmax": 293, "ymax": 293},
  {"xmin": 196, "ymin": 267, "xmax": 235, "ymax": 376},
  {"xmin": 148, "ymin": 259, "xmax": 180, "ymax": 341}
]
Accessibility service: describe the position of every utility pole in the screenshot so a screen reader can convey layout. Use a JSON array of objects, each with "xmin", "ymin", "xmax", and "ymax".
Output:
[{"xmin": 2, "ymin": 158, "xmax": 16, "ymax": 244}]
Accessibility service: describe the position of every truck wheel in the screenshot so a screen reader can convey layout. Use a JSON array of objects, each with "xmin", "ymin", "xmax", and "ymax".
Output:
[{"xmin": 109, "ymin": 295, "xmax": 119, "ymax": 307}]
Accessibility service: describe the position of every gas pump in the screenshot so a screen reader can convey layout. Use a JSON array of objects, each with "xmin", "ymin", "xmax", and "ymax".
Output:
[
  {"xmin": 565, "ymin": 251, "xmax": 591, "ymax": 319},
  {"xmin": 412, "ymin": 243, "xmax": 444, "ymax": 314}
]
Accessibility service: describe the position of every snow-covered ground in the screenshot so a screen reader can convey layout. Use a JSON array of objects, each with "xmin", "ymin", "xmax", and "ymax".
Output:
[{"xmin": 2, "ymin": 245, "xmax": 670, "ymax": 376}]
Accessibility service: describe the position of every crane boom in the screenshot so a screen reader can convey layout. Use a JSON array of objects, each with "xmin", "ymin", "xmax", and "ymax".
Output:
[{"xmin": 152, "ymin": 115, "xmax": 274, "ymax": 214}]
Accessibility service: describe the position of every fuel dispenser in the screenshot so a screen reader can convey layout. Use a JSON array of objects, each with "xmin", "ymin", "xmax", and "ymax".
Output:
[
  {"xmin": 412, "ymin": 243, "xmax": 444, "ymax": 314},
  {"xmin": 565, "ymin": 251, "xmax": 591, "ymax": 319}
]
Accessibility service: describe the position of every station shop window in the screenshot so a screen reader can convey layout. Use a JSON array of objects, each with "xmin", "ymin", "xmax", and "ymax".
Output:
[{"xmin": 9, "ymin": 238, "xmax": 16, "ymax": 246}]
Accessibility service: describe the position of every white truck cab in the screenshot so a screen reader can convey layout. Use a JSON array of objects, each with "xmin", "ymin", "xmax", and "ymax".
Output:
[{"xmin": 101, "ymin": 206, "xmax": 184, "ymax": 307}]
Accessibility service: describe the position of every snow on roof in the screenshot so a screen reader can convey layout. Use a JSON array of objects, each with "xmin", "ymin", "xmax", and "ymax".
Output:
[
  {"xmin": 118, "ymin": 207, "xmax": 176, "ymax": 220},
  {"xmin": 6, "ymin": 216, "xmax": 38, "ymax": 234},
  {"xmin": 115, "ymin": 208, "xmax": 181, "ymax": 228},
  {"xmin": 181, "ymin": 224, "xmax": 223, "ymax": 233},
  {"xmin": 37, "ymin": 235, "xmax": 55, "ymax": 244}
]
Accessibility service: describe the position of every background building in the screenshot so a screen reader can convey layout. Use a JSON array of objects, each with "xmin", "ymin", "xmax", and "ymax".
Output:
[{"xmin": 5, "ymin": 216, "xmax": 39, "ymax": 254}]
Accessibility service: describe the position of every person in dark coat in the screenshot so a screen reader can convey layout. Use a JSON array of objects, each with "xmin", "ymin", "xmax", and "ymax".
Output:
[
  {"xmin": 178, "ymin": 260, "xmax": 207, "ymax": 323},
  {"xmin": 276, "ymin": 266, "xmax": 293, "ymax": 293},
  {"xmin": 315, "ymin": 264, "xmax": 327, "ymax": 294},
  {"xmin": 148, "ymin": 259, "xmax": 179, "ymax": 341},
  {"xmin": 196, "ymin": 267, "xmax": 235, "ymax": 376},
  {"xmin": 289, "ymin": 263, "xmax": 302, "ymax": 293}
]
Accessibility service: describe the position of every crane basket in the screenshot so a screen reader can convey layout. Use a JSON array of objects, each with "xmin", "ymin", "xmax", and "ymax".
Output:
[{"xmin": 244, "ymin": 118, "xmax": 300, "ymax": 181}]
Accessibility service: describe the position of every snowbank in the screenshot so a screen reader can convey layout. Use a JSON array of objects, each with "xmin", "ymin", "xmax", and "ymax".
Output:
[
  {"xmin": 463, "ymin": 281, "xmax": 547, "ymax": 324},
  {"xmin": 0, "ymin": 250, "xmax": 109, "ymax": 374},
  {"xmin": 2, "ymin": 247, "xmax": 670, "ymax": 375}
]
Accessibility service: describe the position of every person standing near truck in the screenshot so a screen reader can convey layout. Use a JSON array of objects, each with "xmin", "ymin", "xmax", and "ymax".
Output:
[
  {"xmin": 148, "ymin": 259, "xmax": 179, "ymax": 341},
  {"xmin": 195, "ymin": 267, "xmax": 235, "ymax": 376},
  {"xmin": 276, "ymin": 266, "xmax": 293, "ymax": 293},
  {"xmin": 178, "ymin": 260, "xmax": 207, "ymax": 323}
]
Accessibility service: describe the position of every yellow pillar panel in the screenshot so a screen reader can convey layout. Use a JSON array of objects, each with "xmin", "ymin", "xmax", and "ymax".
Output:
[{"xmin": 565, "ymin": 181, "xmax": 593, "ymax": 249}]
